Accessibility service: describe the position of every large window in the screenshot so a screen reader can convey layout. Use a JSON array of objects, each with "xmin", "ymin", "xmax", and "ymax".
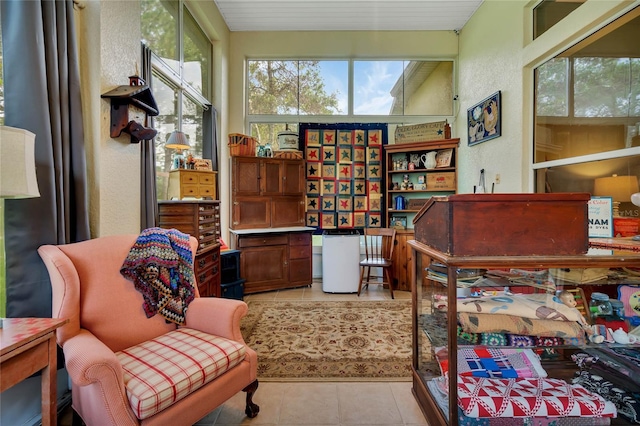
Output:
[
  {"xmin": 534, "ymin": 7, "xmax": 640, "ymax": 218},
  {"xmin": 141, "ymin": 0, "xmax": 213, "ymax": 200},
  {"xmin": 534, "ymin": 9, "xmax": 640, "ymax": 164},
  {"xmin": 247, "ymin": 59, "xmax": 454, "ymax": 148}
]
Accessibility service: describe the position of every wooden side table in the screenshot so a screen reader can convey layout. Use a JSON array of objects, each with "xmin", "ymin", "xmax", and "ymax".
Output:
[{"xmin": 1, "ymin": 317, "xmax": 68, "ymax": 426}]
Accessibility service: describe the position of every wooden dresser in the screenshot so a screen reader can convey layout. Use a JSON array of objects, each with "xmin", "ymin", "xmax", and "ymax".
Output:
[
  {"xmin": 158, "ymin": 200, "xmax": 222, "ymax": 297},
  {"xmin": 167, "ymin": 169, "xmax": 218, "ymax": 200},
  {"xmin": 230, "ymin": 227, "xmax": 314, "ymax": 294}
]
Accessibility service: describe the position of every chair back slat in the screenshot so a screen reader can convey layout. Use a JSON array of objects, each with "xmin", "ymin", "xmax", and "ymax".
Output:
[
  {"xmin": 358, "ymin": 227, "xmax": 397, "ymax": 298},
  {"xmin": 363, "ymin": 228, "xmax": 396, "ymax": 262}
]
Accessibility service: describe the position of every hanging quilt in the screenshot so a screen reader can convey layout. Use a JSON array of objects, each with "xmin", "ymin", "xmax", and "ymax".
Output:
[{"xmin": 300, "ymin": 123, "xmax": 387, "ymax": 230}]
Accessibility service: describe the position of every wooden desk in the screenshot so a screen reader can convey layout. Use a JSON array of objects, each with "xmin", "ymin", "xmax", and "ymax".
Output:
[{"xmin": 1, "ymin": 317, "xmax": 68, "ymax": 426}]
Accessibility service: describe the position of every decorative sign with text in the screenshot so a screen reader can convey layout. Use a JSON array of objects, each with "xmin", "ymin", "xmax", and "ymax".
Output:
[
  {"xmin": 588, "ymin": 196, "xmax": 614, "ymax": 238},
  {"xmin": 394, "ymin": 121, "xmax": 448, "ymax": 144}
]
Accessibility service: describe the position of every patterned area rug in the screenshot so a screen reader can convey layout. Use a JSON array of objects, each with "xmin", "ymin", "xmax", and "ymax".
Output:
[{"xmin": 241, "ymin": 300, "xmax": 413, "ymax": 381}]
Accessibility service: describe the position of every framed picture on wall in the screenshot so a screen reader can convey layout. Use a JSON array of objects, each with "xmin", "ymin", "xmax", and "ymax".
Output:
[{"xmin": 467, "ymin": 91, "xmax": 501, "ymax": 146}]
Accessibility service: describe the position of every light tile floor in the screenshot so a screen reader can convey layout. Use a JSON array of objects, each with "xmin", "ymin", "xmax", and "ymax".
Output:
[{"xmin": 61, "ymin": 279, "xmax": 429, "ymax": 426}]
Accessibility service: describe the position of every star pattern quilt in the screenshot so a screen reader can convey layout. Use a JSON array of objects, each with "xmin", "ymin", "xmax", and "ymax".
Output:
[{"xmin": 300, "ymin": 123, "xmax": 387, "ymax": 229}]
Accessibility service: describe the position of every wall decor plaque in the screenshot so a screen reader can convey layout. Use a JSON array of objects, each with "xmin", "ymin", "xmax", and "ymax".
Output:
[{"xmin": 394, "ymin": 121, "xmax": 450, "ymax": 144}]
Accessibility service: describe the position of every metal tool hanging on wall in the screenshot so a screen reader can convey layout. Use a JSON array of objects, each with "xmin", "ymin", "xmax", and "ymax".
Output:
[{"xmin": 474, "ymin": 169, "xmax": 486, "ymax": 194}]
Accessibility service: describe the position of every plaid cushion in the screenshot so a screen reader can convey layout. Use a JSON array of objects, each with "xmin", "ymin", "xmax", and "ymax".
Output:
[{"xmin": 116, "ymin": 328, "xmax": 246, "ymax": 420}]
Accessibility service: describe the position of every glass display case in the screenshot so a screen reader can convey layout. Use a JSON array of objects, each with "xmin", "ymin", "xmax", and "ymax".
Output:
[{"xmin": 409, "ymin": 240, "xmax": 640, "ymax": 426}]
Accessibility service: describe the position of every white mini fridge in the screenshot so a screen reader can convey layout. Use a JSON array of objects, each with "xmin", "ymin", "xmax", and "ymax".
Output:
[{"xmin": 322, "ymin": 230, "xmax": 361, "ymax": 293}]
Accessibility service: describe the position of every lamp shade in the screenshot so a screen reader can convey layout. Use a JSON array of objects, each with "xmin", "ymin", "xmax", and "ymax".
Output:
[
  {"xmin": 594, "ymin": 175, "xmax": 640, "ymax": 202},
  {"xmin": 165, "ymin": 131, "xmax": 190, "ymax": 151},
  {"xmin": 0, "ymin": 126, "xmax": 40, "ymax": 199}
]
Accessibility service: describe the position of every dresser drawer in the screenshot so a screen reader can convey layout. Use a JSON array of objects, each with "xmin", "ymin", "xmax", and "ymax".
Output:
[
  {"xmin": 180, "ymin": 173, "xmax": 199, "ymax": 185},
  {"xmin": 238, "ymin": 234, "xmax": 288, "ymax": 248},
  {"xmin": 199, "ymin": 173, "xmax": 216, "ymax": 185},
  {"xmin": 289, "ymin": 245, "xmax": 310, "ymax": 260},
  {"xmin": 289, "ymin": 232, "xmax": 311, "ymax": 246},
  {"xmin": 197, "ymin": 185, "xmax": 216, "ymax": 198},
  {"xmin": 196, "ymin": 262, "xmax": 220, "ymax": 284},
  {"xmin": 181, "ymin": 185, "xmax": 199, "ymax": 197},
  {"xmin": 196, "ymin": 249, "xmax": 220, "ymax": 271}
]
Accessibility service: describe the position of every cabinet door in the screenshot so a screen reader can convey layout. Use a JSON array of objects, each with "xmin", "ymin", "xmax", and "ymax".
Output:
[
  {"xmin": 241, "ymin": 245, "xmax": 288, "ymax": 293},
  {"xmin": 232, "ymin": 196, "xmax": 271, "ymax": 229},
  {"xmin": 282, "ymin": 159, "xmax": 305, "ymax": 195},
  {"xmin": 233, "ymin": 157, "xmax": 261, "ymax": 195},
  {"xmin": 270, "ymin": 196, "xmax": 305, "ymax": 228},
  {"xmin": 392, "ymin": 230, "xmax": 414, "ymax": 292},
  {"xmin": 261, "ymin": 160, "xmax": 282, "ymax": 195},
  {"xmin": 289, "ymin": 257, "xmax": 311, "ymax": 284}
]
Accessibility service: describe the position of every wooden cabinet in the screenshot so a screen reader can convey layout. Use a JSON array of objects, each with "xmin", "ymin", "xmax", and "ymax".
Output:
[
  {"xmin": 408, "ymin": 240, "xmax": 640, "ymax": 426},
  {"xmin": 383, "ymin": 139, "xmax": 459, "ymax": 291},
  {"xmin": 230, "ymin": 229, "xmax": 312, "ymax": 293},
  {"xmin": 158, "ymin": 200, "xmax": 221, "ymax": 297},
  {"xmin": 231, "ymin": 157, "xmax": 305, "ymax": 229},
  {"xmin": 167, "ymin": 169, "xmax": 218, "ymax": 200}
]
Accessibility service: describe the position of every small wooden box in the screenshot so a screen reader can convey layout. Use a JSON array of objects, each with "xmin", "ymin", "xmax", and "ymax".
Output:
[
  {"xmin": 427, "ymin": 172, "xmax": 456, "ymax": 190},
  {"xmin": 413, "ymin": 193, "xmax": 590, "ymax": 256},
  {"xmin": 407, "ymin": 198, "xmax": 430, "ymax": 210}
]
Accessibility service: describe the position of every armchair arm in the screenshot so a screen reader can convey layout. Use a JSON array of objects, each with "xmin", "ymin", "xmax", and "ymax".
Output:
[
  {"xmin": 184, "ymin": 298, "xmax": 248, "ymax": 342},
  {"xmin": 62, "ymin": 329, "xmax": 138, "ymax": 426},
  {"xmin": 63, "ymin": 329, "xmax": 125, "ymax": 387}
]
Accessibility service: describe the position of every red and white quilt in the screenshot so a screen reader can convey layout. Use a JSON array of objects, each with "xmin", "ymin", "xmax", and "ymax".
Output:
[{"xmin": 457, "ymin": 376, "xmax": 617, "ymax": 418}]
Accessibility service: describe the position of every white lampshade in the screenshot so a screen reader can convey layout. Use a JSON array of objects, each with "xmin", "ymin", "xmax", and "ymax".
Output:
[
  {"xmin": 0, "ymin": 126, "xmax": 40, "ymax": 199},
  {"xmin": 165, "ymin": 131, "xmax": 190, "ymax": 151}
]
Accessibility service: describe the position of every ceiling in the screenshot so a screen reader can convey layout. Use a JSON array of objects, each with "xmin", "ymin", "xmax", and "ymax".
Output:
[{"xmin": 213, "ymin": 0, "xmax": 484, "ymax": 32}]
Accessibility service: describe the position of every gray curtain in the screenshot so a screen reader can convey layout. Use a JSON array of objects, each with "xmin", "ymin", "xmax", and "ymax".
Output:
[
  {"xmin": 1, "ymin": 0, "xmax": 89, "ymax": 318},
  {"xmin": 203, "ymin": 107, "xmax": 219, "ymax": 172},
  {"xmin": 140, "ymin": 43, "xmax": 157, "ymax": 229}
]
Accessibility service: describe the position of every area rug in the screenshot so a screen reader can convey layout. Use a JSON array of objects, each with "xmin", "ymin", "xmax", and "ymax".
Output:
[{"xmin": 240, "ymin": 300, "xmax": 413, "ymax": 381}]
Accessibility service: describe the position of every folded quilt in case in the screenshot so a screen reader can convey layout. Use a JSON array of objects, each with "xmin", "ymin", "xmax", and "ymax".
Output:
[
  {"xmin": 458, "ymin": 293, "xmax": 583, "ymax": 322},
  {"xmin": 457, "ymin": 376, "xmax": 617, "ymax": 418},
  {"xmin": 458, "ymin": 312, "xmax": 585, "ymax": 338}
]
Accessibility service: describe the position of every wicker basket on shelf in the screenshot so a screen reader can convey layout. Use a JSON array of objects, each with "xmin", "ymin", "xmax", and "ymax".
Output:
[{"xmin": 228, "ymin": 133, "xmax": 257, "ymax": 156}]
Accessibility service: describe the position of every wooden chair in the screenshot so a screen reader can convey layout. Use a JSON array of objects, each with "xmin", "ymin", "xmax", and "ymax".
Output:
[{"xmin": 358, "ymin": 228, "xmax": 397, "ymax": 299}]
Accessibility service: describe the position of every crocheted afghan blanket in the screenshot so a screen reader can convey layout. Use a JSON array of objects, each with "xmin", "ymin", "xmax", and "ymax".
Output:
[{"xmin": 120, "ymin": 227, "xmax": 196, "ymax": 325}]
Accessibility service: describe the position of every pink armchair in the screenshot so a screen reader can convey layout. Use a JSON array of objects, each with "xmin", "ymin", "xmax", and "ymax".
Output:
[{"xmin": 38, "ymin": 234, "xmax": 259, "ymax": 426}]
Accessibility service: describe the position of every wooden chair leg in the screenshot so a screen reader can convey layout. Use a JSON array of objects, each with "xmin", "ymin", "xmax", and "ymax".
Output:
[
  {"xmin": 357, "ymin": 266, "xmax": 365, "ymax": 296},
  {"xmin": 384, "ymin": 267, "xmax": 394, "ymax": 299},
  {"xmin": 243, "ymin": 379, "xmax": 260, "ymax": 418}
]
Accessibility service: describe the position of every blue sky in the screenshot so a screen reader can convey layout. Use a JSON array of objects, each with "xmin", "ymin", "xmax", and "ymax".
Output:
[{"xmin": 317, "ymin": 60, "xmax": 405, "ymax": 115}]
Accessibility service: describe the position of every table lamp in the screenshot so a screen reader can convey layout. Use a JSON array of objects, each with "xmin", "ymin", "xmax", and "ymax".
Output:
[
  {"xmin": 165, "ymin": 131, "xmax": 190, "ymax": 169},
  {"xmin": 0, "ymin": 126, "xmax": 40, "ymax": 328},
  {"xmin": 593, "ymin": 174, "xmax": 639, "ymax": 217}
]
